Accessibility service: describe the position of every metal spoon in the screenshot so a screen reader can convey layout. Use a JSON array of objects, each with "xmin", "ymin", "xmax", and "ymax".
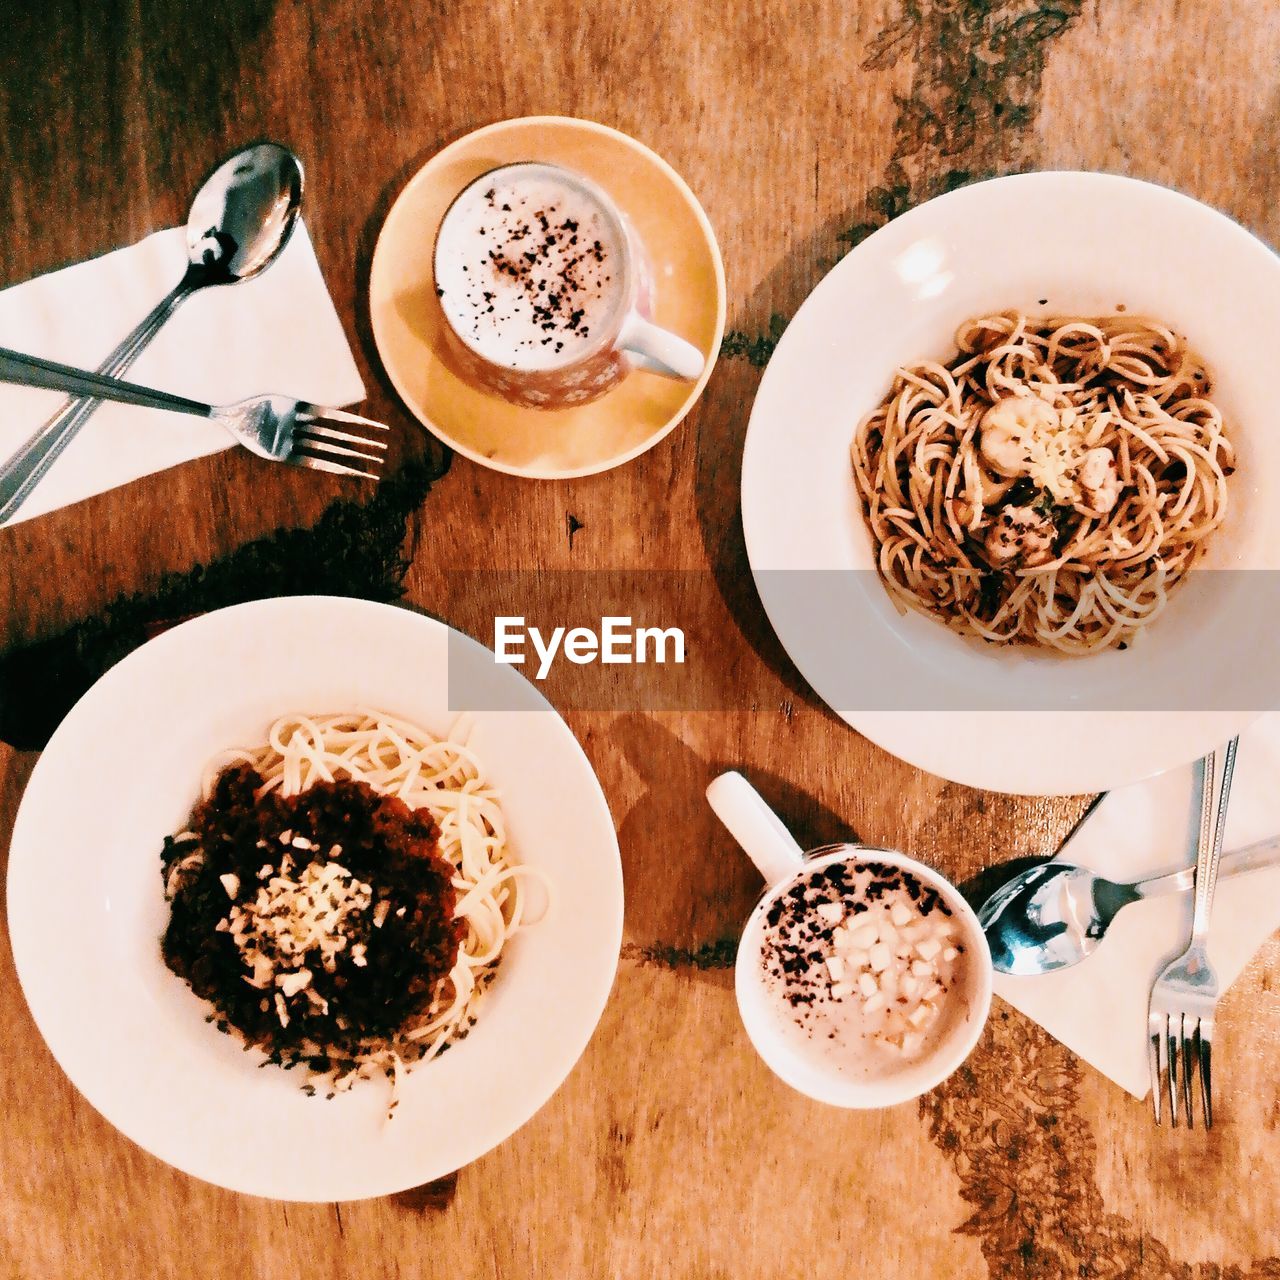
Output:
[
  {"xmin": 979, "ymin": 833, "xmax": 1280, "ymax": 976},
  {"xmin": 0, "ymin": 141, "xmax": 304, "ymax": 523}
]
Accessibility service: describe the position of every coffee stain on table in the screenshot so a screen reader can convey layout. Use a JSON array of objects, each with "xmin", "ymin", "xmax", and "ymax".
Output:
[
  {"xmin": 721, "ymin": 0, "xmax": 1086, "ymax": 368},
  {"xmin": 623, "ymin": 937, "xmax": 739, "ymax": 971},
  {"xmin": 927, "ymin": 1010, "xmax": 1280, "ymax": 1278}
]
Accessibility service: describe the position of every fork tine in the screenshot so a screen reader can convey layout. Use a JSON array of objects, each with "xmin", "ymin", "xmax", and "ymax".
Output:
[
  {"xmin": 292, "ymin": 452, "xmax": 380, "ymax": 481},
  {"xmin": 293, "ymin": 437, "xmax": 387, "ymax": 467},
  {"xmin": 296, "ymin": 422, "xmax": 389, "ymax": 451},
  {"xmin": 1181, "ymin": 1015, "xmax": 1197, "ymax": 1128},
  {"xmin": 1148, "ymin": 1017, "xmax": 1163, "ymax": 1124},
  {"xmin": 1198, "ymin": 1019, "xmax": 1213, "ymax": 1129},
  {"xmin": 298, "ymin": 405, "xmax": 391, "ymax": 432},
  {"xmin": 1167, "ymin": 1020, "xmax": 1180, "ymax": 1127},
  {"xmin": 1177, "ymin": 1013, "xmax": 1198, "ymax": 1126}
]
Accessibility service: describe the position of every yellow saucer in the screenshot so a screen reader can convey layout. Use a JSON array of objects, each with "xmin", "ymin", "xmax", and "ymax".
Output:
[{"xmin": 368, "ymin": 116, "xmax": 726, "ymax": 478}]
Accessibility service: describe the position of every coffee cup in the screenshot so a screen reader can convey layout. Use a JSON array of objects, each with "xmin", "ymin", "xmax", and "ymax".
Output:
[
  {"xmin": 434, "ymin": 161, "xmax": 706, "ymax": 409},
  {"xmin": 707, "ymin": 771, "xmax": 992, "ymax": 1108}
]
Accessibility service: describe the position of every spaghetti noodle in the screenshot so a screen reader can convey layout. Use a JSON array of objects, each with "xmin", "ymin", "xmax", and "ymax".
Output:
[
  {"xmin": 162, "ymin": 709, "xmax": 544, "ymax": 1107},
  {"xmin": 850, "ymin": 312, "xmax": 1233, "ymax": 653}
]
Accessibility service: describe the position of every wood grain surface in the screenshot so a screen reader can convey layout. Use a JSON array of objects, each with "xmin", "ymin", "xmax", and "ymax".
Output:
[{"xmin": 3, "ymin": 1, "xmax": 1280, "ymax": 1277}]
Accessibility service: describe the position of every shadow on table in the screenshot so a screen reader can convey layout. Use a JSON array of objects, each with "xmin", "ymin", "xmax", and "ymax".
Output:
[
  {"xmin": 380, "ymin": 712, "xmax": 860, "ymax": 1213},
  {"xmin": 688, "ymin": 201, "xmax": 887, "ymax": 729},
  {"xmin": 607, "ymin": 710, "xmax": 859, "ymax": 960},
  {"xmin": 958, "ymin": 855, "xmax": 1047, "ymax": 915},
  {"xmin": 956, "ymin": 791, "xmax": 1106, "ymax": 911},
  {"xmin": 390, "ymin": 1171, "xmax": 460, "ymax": 1214}
]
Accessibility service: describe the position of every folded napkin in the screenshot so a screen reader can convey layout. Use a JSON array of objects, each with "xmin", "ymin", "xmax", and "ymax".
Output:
[
  {"xmin": 0, "ymin": 221, "xmax": 365, "ymax": 525},
  {"xmin": 993, "ymin": 713, "xmax": 1280, "ymax": 1097}
]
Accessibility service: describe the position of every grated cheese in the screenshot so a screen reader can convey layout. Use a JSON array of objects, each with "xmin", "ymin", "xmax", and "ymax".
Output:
[
  {"xmin": 980, "ymin": 396, "xmax": 1088, "ymax": 505},
  {"xmin": 221, "ymin": 859, "xmax": 374, "ymax": 1026},
  {"xmin": 1022, "ymin": 425, "xmax": 1086, "ymax": 504}
]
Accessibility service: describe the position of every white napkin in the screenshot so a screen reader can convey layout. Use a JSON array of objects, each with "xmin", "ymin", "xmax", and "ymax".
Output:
[
  {"xmin": 993, "ymin": 714, "xmax": 1280, "ymax": 1097},
  {"xmin": 0, "ymin": 221, "xmax": 365, "ymax": 524}
]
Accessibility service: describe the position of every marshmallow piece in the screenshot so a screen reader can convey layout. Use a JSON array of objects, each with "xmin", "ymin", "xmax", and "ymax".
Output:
[
  {"xmin": 857, "ymin": 972, "xmax": 878, "ymax": 999},
  {"xmin": 910, "ymin": 959, "xmax": 933, "ymax": 978},
  {"xmin": 831, "ymin": 981, "xmax": 856, "ymax": 999},
  {"xmin": 850, "ymin": 923, "xmax": 878, "ymax": 949},
  {"xmin": 864, "ymin": 991, "xmax": 886, "ymax": 1014},
  {"xmin": 916, "ymin": 937, "xmax": 942, "ymax": 961},
  {"xmin": 908, "ymin": 1003, "xmax": 934, "ymax": 1028},
  {"xmin": 846, "ymin": 949, "xmax": 869, "ymax": 970},
  {"xmin": 816, "ymin": 902, "xmax": 843, "ymax": 924},
  {"xmin": 826, "ymin": 955, "xmax": 846, "ymax": 983},
  {"xmin": 868, "ymin": 942, "xmax": 892, "ymax": 972},
  {"xmin": 942, "ymin": 947, "xmax": 959, "ymax": 962},
  {"xmin": 901, "ymin": 1031, "xmax": 925, "ymax": 1056},
  {"xmin": 890, "ymin": 901, "xmax": 913, "ymax": 928}
]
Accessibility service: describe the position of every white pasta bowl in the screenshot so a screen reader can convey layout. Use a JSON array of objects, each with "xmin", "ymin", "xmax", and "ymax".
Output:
[
  {"xmin": 6, "ymin": 597, "xmax": 623, "ymax": 1200},
  {"xmin": 742, "ymin": 172, "xmax": 1280, "ymax": 795}
]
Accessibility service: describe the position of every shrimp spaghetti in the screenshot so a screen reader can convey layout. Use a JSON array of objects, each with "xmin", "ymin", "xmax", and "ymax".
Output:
[
  {"xmin": 161, "ymin": 710, "xmax": 544, "ymax": 1109},
  {"xmin": 850, "ymin": 312, "xmax": 1234, "ymax": 653}
]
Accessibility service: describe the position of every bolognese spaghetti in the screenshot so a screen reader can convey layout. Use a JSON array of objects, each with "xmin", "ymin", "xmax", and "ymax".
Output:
[{"xmin": 161, "ymin": 710, "xmax": 544, "ymax": 1109}]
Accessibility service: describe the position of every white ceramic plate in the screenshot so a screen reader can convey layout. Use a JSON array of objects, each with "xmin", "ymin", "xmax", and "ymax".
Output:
[
  {"xmin": 7, "ymin": 597, "xmax": 623, "ymax": 1200},
  {"xmin": 742, "ymin": 172, "xmax": 1280, "ymax": 796}
]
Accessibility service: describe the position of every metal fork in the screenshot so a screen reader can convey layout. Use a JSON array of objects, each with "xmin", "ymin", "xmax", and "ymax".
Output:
[
  {"xmin": 1147, "ymin": 736, "xmax": 1239, "ymax": 1128},
  {"xmin": 0, "ymin": 346, "xmax": 387, "ymax": 483}
]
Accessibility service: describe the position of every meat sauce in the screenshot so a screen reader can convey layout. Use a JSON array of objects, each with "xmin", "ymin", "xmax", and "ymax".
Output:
[{"xmin": 161, "ymin": 764, "xmax": 462, "ymax": 1068}]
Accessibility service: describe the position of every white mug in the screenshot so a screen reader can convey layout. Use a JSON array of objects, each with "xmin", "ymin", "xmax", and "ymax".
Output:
[
  {"xmin": 707, "ymin": 771, "xmax": 993, "ymax": 1108},
  {"xmin": 434, "ymin": 161, "xmax": 705, "ymax": 409}
]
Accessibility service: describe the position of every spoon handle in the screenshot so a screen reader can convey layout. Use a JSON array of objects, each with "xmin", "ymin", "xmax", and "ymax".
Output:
[
  {"xmin": 1134, "ymin": 832, "xmax": 1280, "ymax": 898},
  {"xmin": 0, "ymin": 273, "xmax": 196, "ymax": 524}
]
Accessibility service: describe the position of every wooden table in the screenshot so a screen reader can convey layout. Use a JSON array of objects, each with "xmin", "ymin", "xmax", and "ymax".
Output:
[{"xmin": 3, "ymin": 2, "xmax": 1279, "ymax": 1276}]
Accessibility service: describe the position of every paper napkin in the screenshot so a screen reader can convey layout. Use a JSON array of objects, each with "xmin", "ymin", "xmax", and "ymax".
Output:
[
  {"xmin": 992, "ymin": 714, "xmax": 1280, "ymax": 1097},
  {"xmin": 0, "ymin": 221, "xmax": 365, "ymax": 525}
]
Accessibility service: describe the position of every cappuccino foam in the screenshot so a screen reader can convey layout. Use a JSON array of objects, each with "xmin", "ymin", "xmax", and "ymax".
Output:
[
  {"xmin": 436, "ymin": 166, "xmax": 626, "ymax": 371},
  {"xmin": 755, "ymin": 860, "xmax": 971, "ymax": 1081}
]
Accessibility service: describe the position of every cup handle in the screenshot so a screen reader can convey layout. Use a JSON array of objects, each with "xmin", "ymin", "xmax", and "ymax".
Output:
[
  {"xmin": 706, "ymin": 771, "xmax": 806, "ymax": 887},
  {"xmin": 618, "ymin": 313, "xmax": 705, "ymax": 381}
]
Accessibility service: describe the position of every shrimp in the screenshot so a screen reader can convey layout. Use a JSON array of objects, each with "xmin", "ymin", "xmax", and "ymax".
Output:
[
  {"xmin": 979, "ymin": 396, "xmax": 1060, "ymax": 475},
  {"xmin": 983, "ymin": 505, "xmax": 1057, "ymax": 568},
  {"xmin": 1077, "ymin": 447, "xmax": 1121, "ymax": 514}
]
